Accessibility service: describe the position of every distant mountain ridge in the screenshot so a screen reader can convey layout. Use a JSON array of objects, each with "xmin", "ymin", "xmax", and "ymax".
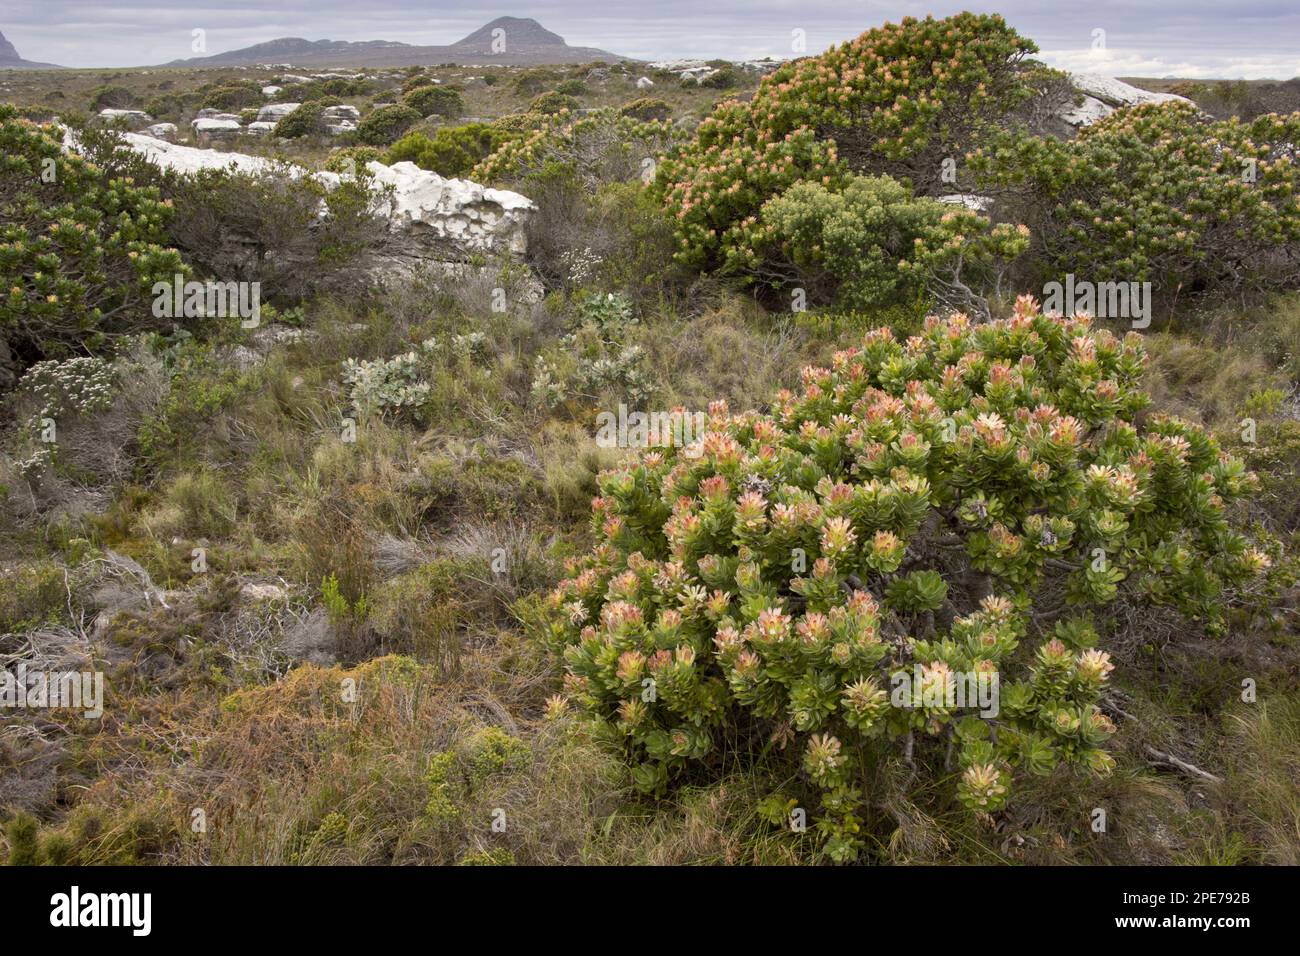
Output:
[
  {"xmin": 0, "ymin": 28, "xmax": 62, "ymax": 69},
  {"xmin": 161, "ymin": 16, "xmax": 628, "ymax": 68}
]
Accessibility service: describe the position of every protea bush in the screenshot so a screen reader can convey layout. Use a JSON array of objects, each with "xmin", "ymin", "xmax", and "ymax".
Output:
[
  {"xmin": 0, "ymin": 105, "xmax": 185, "ymax": 368},
  {"xmin": 542, "ymin": 299, "xmax": 1270, "ymax": 860},
  {"xmin": 652, "ymin": 12, "xmax": 1040, "ymax": 273},
  {"xmin": 970, "ymin": 101, "xmax": 1300, "ymax": 293},
  {"xmin": 474, "ymin": 107, "xmax": 677, "ymax": 190}
]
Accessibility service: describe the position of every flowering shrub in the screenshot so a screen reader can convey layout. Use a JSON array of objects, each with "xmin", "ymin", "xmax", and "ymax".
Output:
[
  {"xmin": 653, "ymin": 13, "xmax": 1038, "ymax": 273},
  {"xmin": 542, "ymin": 301, "xmax": 1268, "ymax": 860},
  {"xmin": 473, "ymin": 108, "xmax": 677, "ymax": 190},
  {"xmin": 12, "ymin": 356, "xmax": 115, "ymax": 421},
  {"xmin": 0, "ymin": 106, "xmax": 186, "ymax": 366},
  {"xmin": 760, "ymin": 174, "xmax": 1030, "ymax": 316},
  {"xmin": 970, "ymin": 102, "xmax": 1300, "ymax": 293}
]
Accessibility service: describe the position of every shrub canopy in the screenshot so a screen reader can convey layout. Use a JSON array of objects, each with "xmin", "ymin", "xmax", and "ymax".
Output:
[
  {"xmin": 0, "ymin": 108, "xmax": 185, "ymax": 369},
  {"xmin": 544, "ymin": 302, "xmax": 1267, "ymax": 860},
  {"xmin": 971, "ymin": 101, "xmax": 1300, "ymax": 294},
  {"xmin": 653, "ymin": 13, "xmax": 1039, "ymax": 273}
]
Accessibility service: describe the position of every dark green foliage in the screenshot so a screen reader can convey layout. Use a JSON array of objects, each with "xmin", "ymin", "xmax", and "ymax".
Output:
[
  {"xmin": 403, "ymin": 85, "xmax": 464, "ymax": 119},
  {"xmin": 0, "ymin": 107, "xmax": 186, "ymax": 369},
  {"xmin": 357, "ymin": 104, "xmax": 421, "ymax": 146},
  {"xmin": 384, "ymin": 124, "xmax": 512, "ymax": 177}
]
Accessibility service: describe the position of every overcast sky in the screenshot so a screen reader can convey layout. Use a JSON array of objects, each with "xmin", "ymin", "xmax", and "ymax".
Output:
[{"xmin": 5, "ymin": 0, "xmax": 1299, "ymax": 77}]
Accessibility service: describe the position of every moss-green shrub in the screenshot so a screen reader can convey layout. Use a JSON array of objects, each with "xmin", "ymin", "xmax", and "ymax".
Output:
[
  {"xmin": 760, "ymin": 174, "xmax": 1029, "ymax": 314},
  {"xmin": 619, "ymin": 97, "xmax": 671, "ymax": 122},
  {"xmin": 272, "ymin": 101, "xmax": 326, "ymax": 138},
  {"xmin": 543, "ymin": 303, "xmax": 1268, "ymax": 861},
  {"xmin": 403, "ymin": 85, "xmax": 464, "ymax": 119},
  {"xmin": 201, "ymin": 84, "xmax": 261, "ymax": 111},
  {"xmin": 88, "ymin": 85, "xmax": 136, "ymax": 111},
  {"xmin": 0, "ymin": 561, "xmax": 68, "ymax": 633},
  {"xmin": 323, "ymin": 146, "xmax": 382, "ymax": 174},
  {"xmin": 384, "ymin": 124, "xmax": 512, "ymax": 177},
  {"xmin": 356, "ymin": 104, "xmax": 421, "ymax": 146},
  {"xmin": 530, "ymin": 91, "xmax": 579, "ymax": 116}
]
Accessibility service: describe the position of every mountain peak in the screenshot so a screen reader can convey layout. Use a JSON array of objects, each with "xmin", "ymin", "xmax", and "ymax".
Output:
[
  {"xmin": 454, "ymin": 16, "xmax": 568, "ymax": 51},
  {"xmin": 0, "ymin": 27, "xmax": 60, "ymax": 68},
  {"xmin": 157, "ymin": 16, "xmax": 627, "ymax": 68},
  {"xmin": 0, "ymin": 28, "xmax": 24, "ymax": 62}
]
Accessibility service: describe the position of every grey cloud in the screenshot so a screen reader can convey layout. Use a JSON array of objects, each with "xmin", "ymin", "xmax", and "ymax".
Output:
[{"xmin": 4, "ymin": 0, "xmax": 1297, "ymax": 77}]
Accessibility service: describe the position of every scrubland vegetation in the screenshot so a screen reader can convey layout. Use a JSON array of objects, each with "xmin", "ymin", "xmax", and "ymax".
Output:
[{"xmin": 1, "ymin": 13, "xmax": 1299, "ymax": 866}]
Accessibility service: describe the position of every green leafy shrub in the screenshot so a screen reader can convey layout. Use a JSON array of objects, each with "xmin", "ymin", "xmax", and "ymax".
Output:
[
  {"xmin": 384, "ymin": 124, "xmax": 512, "ymax": 177},
  {"xmin": 512, "ymin": 69, "xmax": 558, "ymax": 97},
  {"xmin": 0, "ymin": 561, "xmax": 68, "ymax": 633},
  {"xmin": 474, "ymin": 108, "xmax": 677, "ymax": 190},
  {"xmin": 201, "ymin": 84, "xmax": 261, "ymax": 111},
  {"xmin": 531, "ymin": 292, "xmax": 655, "ymax": 407},
  {"xmin": 653, "ymin": 13, "xmax": 1039, "ymax": 272},
  {"xmin": 356, "ymin": 104, "xmax": 421, "ymax": 146},
  {"xmin": 970, "ymin": 101, "xmax": 1300, "ymax": 296},
  {"xmin": 273, "ymin": 101, "xmax": 326, "ymax": 139},
  {"xmin": 323, "ymin": 146, "xmax": 382, "ymax": 174},
  {"xmin": 403, "ymin": 85, "xmax": 464, "ymax": 119},
  {"xmin": 530, "ymin": 91, "xmax": 579, "ymax": 116},
  {"xmin": 341, "ymin": 338, "xmax": 440, "ymax": 419},
  {"xmin": 542, "ymin": 303, "xmax": 1268, "ymax": 861},
  {"xmin": 164, "ymin": 162, "xmax": 387, "ymax": 298},
  {"xmin": 88, "ymin": 85, "xmax": 136, "ymax": 111},
  {"xmin": 697, "ymin": 65, "xmax": 738, "ymax": 89},
  {"xmin": 619, "ymin": 97, "xmax": 671, "ymax": 122},
  {"xmin": 760, "ymin": 174, "xmax": 1029, "ymax": 316},
  {"xmin": 0, "ymin": 107, "xmax": 186, "ymax": 368}
]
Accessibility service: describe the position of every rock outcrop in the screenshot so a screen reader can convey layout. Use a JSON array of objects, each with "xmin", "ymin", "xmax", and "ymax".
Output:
[
  {"xmin": 96, "ymin": 108, "xmax": 153, "ymax": 130},
  {"xmin": 1060, "ymin": 72, "xmax": 1195, "ymax": 128},
  {"xmin": 368, "ymin": 160, "xmax": 535, "ymax": 256},
  {"xmin": 68, "ymin": 132, "xmax": 534, "ymax": 261}
]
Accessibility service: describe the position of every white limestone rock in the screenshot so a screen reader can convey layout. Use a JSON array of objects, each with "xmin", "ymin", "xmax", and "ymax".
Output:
[
  {"xmin": 1058, "ymin": 73, "xmax": 1195, "ymax": 128},
  {"xmin": 1060, "ymin": 94, "xmax": 1113, "ymax": 127},
  {"xmin": 110, "ymin": 132, "xmax": 283, "ymax": 176},
  {"xmin": 142, "ymin": 122, "xmax": 178, "ymax": 141},
  {"xmin": 636, "ymin": 76, "xmax": 654, "ymax": 89},
  {"xmin": 937, "ymin": 194, "xmax": 993, "ymax": 213},
  {"xmin": 364, "ymin": 160, "xmax": 535, "ymax": 256},
  {"xmin": 321, "ymin": 104, "xmax": 361, "ymax": 122},
  {"xmin": 97, "ymin": 108, "xmax": 153, "ymax": 129},
  {"xmin": 256, "ymin": 102, "xmax": 301, "ymax": 123},
  {"xmin": 1070, "ymin": 73, "xmax": 1191, "ymax": 109},
  {"xmin": 63, "ymin": 132, "xmax": 535, "ymax": 259},
  {"xmin": 191, "ymin": 117, "xmax": 242, "ymax": 144}
]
